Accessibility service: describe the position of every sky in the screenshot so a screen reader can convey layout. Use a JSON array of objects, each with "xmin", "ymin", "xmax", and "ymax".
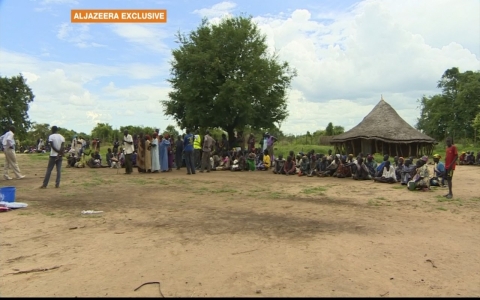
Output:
[{"xmin": 0, "ymin": 0, "xmax": 479, "ymax": 135}]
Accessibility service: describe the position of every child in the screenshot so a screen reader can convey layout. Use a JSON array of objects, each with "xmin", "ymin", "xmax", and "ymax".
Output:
[
  {"xmin": 273, "ymin": 154, "xmax": 285, "ymax": 174},
  {"xmin": 247, "ymin": 152, "xmax": 256, "ymax": 171},
  {"xmin": 257, "ymin": 149, "xmax": 270, "ymax": 170}
]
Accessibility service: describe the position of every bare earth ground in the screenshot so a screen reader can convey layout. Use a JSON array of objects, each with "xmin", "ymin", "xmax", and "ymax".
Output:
[{"xmin": 1, "ymin": 155, "xmax": 480, "ymax": 297}]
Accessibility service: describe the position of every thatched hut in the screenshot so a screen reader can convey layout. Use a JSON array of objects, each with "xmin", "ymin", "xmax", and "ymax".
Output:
[{"xmin": 330, "ymin": 97, "xmax": 437, "ymax": 157}]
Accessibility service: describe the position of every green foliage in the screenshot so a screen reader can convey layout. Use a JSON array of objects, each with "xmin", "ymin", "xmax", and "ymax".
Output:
[
  {"xmin": 163, "ymin": 16, "xmax": 297, "ymax": 145},
  {"xmin": 91, "ymin": 123, "xmax": 113, "ymax": 141},
  {"xmin": 417, "ymin": 67, "xmax": 480, "ymax": 142},
  {"xmin": 0, "ymin": 74, "xmax": 35, "ymax": 138},
  {"xmin": 164, "ymin": 124, "xmax": 179, "ymax": 137}
]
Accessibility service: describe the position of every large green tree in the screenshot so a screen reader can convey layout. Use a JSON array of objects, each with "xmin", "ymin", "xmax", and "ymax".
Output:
[
  {"xmin": 0, "ymin": 74, "xmax": 35, "ymax": 138},
  {"xmin": 163, "ymin": 16, "xmax": 297, "ymax": 145},
  {"xmin": 417, "ymin": 68, "xmax": 480, "ymax": 141}
]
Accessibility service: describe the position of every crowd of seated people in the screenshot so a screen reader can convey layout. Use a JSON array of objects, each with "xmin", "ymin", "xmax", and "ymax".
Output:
[{"xmin": 458, "ymin": 151, "xmax": 480, "ymax": 165}]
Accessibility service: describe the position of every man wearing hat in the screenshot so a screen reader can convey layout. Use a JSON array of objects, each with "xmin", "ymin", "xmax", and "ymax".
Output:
[{"xmin": 433, "ymin": 154, "xmax": 446, "ymax": 187}]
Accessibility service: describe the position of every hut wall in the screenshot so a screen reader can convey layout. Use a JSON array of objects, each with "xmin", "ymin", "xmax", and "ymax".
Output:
[{"xmin": 331, "ymin": 140, "xmax": 436, "ymax": 157}]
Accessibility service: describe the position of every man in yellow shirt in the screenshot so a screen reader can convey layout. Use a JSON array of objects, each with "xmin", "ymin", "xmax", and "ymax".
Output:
[{"xmin": 193, "ymin": 130, "xmax": 202, "ymax": 170}]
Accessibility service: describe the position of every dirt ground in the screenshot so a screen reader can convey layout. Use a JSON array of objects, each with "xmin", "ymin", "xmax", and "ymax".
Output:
[{"xmin": 1, "ymin": 155, "xmax": 480, "ymax": 297}]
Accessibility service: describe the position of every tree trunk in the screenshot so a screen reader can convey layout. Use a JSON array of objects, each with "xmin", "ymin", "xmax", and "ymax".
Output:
[{"xmin": 226, "ymin": 127, "xmax": 236, "ymax": 151}]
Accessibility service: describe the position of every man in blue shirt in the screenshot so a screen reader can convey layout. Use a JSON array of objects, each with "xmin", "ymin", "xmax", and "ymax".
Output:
[
  {"xmin": 375, "ymin": 154, "xmax": 390, "ymax": 177},
  {"xmin": 183, "ymin": 129, "xmax": 196, "ymax": 175},
  {"xmin": 433, "ymin": 153, "xmax": 446, "ymax": 187}
]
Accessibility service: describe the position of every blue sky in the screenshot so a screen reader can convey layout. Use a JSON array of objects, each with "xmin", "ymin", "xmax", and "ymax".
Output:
[{"xmin": 0, "ymin": 0, "xmax": 479, "ymax": 135}]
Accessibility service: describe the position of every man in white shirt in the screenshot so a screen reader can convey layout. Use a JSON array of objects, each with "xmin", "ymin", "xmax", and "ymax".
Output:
[
  {"xmin": 123, "ymin": 129, "xmax": 134, "ymax": 174},
  {"xmin": 40, "ymin": 126, "xmax": 65, "ymax": 188},
  {"xmin": 2, "ymin": 125, "xmax": 26, "ymax": 180}
]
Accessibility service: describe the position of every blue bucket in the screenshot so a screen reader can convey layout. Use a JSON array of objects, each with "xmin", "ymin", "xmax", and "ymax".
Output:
[{"xmin": 0, "ymin": 186, "xmax": 16, "ymax": 203}]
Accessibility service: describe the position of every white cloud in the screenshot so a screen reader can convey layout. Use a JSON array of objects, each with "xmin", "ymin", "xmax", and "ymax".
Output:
[
  {"xmin": 57, "ymin": 23, "xmax": 107, "ymax": 48},
  {"xmin": 110, "ymin": 24, "xmax": 170, "ymax": 54},
  {"xmin": 3, "ymin": 0, "xmax": 480, "ymax": 136},
  {"xmin": 193, "ymin": 1, "xmax": 237, "ymax": 19},
  {"xmin": 249, "ymin": 0, "xmax": 480, "ymax": 133},
  {"xmin": 0, "ymin": 49, "xmax": 176, "ymax": 133}
]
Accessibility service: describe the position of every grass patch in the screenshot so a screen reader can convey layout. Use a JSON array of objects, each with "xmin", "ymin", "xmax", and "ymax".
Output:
[
  {"xmin": 470, "ymin": 197, "xmax": 480, "ymax": 202},
  {"xmin": 266, "ymin": 192, "xmax": 283, "ymax": 199},
  {"xmin": 368, "ymin": 199, "xmax": 383, "ymax": 206},
  {"xmin": 376, "ymin": 197, "xmax": 387, "ymax": 200},
  {"xmin": 436, "ymin": 207, "xmax": 448, "ymax": 211},
  {"xmin": 27, "ymin": 154, "xmax": 50, "ymax": 161},
  {"xmin": 157, "ymin": 179, "xmax": 170, "ymax": 185},
  {"xmin": 212, "ymin": 187, "xmax": 237, "ymax": 193},
  {"xmin": 392, "ymin": 185, "xmax": 405, "ymax": 190},
  {"xmin": 18, "ymin": 211, "xmax": 34, "ymax": 216},
  {"xmin": 302, "ymin": 186, "xmax": 328, "ymax": 195},
  {"xmin": 131, "ymin": 179, "xmax": 147, "ymax": 185},
  {"xmin": 82, "ymin": 180, "xmax": 103, "ymax": 187}
]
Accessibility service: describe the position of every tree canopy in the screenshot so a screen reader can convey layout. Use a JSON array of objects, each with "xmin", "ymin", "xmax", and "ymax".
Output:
[
  {"xmin": 162, "ymin": 15, "xmax": 297, "ymax": 144},
  {"xmin": 0, "ymin": 74, "xmax": 35, "ymax": 138},
  {"xmin": 416, "ymin": 68, "xmax": 480, "ymax": 142}
]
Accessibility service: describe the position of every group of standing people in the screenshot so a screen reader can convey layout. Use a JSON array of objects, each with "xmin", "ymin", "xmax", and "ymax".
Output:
[{"xmin": 121, "ymin": 129, "xmax": 180, "ymax": 174}]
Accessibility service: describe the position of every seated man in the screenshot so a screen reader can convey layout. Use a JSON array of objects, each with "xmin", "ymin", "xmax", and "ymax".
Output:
[
  {"xmin": 231, "ymin": 153, "xmax": 246, "ymax": 171},
  {"xmin": 284, "ymin": 155, "xmax": 296, "ymax": 175},
  {"xmin": 319, "ymin": 156, "xmax": 339, "ymax": 177},
  {"xmin": 476, "ymin": 151, "xmax": 480, "ymax": 165},
  {"xmin": 257, "ymin": 149, "xmax": 270, "ymax": 171},
  {"xmin": 408, "ymin": 157, "xmax": 430, "ymax": 191},
  {"xmin": 353, "ymin": 158, "xmax": 371, "ymax": 180},
  {"xmin": 400, "ymin": 159, "xmax": 416, "ymax": 185},
  {"xmin": 375, "ymin": 155, "xmax": 390, "ymax": 177},
  {"xmin": 298, "ymin": 156, "xmax": 310, "ymax": 176},
  {"xmin": 273, "ymin": 154, "xmax": 286, "ymax": 174},
  {"xmin": 106, "ymin": 148, "xmax": 114, "ymax": 167},
  {"xmin": 458, "ymin": 152, "xmax": 466, "ymax": 165},
  {"xmin": 334, "ymin": 157, "xmax": 352, "ymax": 178},
  {"xmin": 395, "ymin": 157, "xmax": 405, "ymax": 181},
  {"xmin": 365, "ymin": 155, "xmax": 377, "ymax": 177},
  {"xmin": 66, "ymin": 151, "xmax": 78, "ymax": 168},
  {"xmin": 87, "ymin": 153, "xmax": 101, "ymax": 168},
  {"xmin": 374, "ymin": 161, "xmax": 397, "ymax": 183},
  {"xmin": 295, "ymin": 154, "xmax": 303, "ymax": 173},
  {"xmin": 307, "ymin": 155, "xmax": 317, "ymax": 177},
  {"xmin": 432, "ymin": 154, "xmax": 446, "ymax": 187},
  {"xmin": 466, "ymin": 152, "xmax": 475, "ymax": 165},
  {"xmin": 315, "ymin": 155, "xmax": 328, "ymax": 175}
]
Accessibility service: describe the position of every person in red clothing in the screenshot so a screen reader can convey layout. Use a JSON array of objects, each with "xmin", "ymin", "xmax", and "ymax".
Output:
[{"xmin": 444, "ymin": 137, "xmax": 458, "ymax": 199}]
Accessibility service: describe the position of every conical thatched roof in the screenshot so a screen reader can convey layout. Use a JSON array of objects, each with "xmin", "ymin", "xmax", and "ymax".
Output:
[{"xmin": 331, "ymin": 98, "xmax": 436, "ymax": 144}]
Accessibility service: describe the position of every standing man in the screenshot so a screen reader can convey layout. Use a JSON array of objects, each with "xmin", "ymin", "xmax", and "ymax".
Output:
[
  {"xmin": 200, "ymin": 130, "xmax": 215, "ymax": 173},
  {"xmin": 123, "ymin": 130, "xmax": 134, "ymax": 174},
  {"xmin": 444, "ymin": 137, "xmax": 458, "ymax": 199},
  {"xmin": 2, "ymin": 125, "xmax": 26, "ymax": 180},
  {"xmin": 193, "ymin": 130, "xmax": 202, "ymax": 170},
  {"xmin": 266, "ymin": 133, "xmax": 277, "ymax": 164},
  {"xmin": 40, "ymin": 126, "xmax": 65, "ymax": 188},
  {"xmin": 184, "ymin": 129, "xmax": 196, "ymax": 175}
]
